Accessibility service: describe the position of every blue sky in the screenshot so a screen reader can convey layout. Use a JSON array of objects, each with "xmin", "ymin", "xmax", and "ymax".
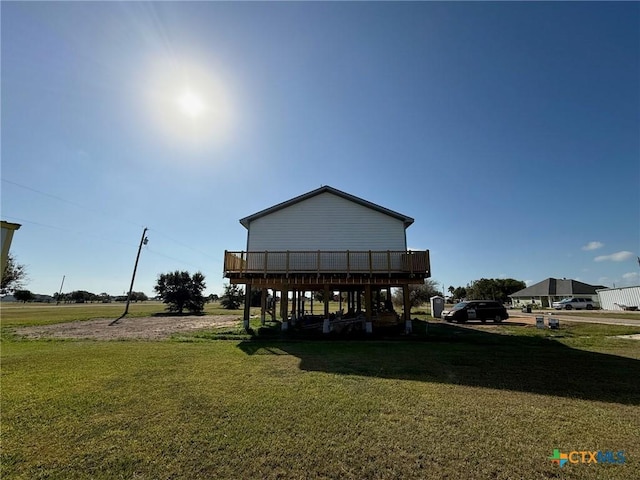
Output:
[{"xmin": 2, "ymin": 1, "xmax": 639, "ymax": 297}]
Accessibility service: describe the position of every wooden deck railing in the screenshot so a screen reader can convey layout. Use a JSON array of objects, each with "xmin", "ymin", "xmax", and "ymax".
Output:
[{"xmin": 224, "ymin": 250, "xmax": 430, "ymax": 277}]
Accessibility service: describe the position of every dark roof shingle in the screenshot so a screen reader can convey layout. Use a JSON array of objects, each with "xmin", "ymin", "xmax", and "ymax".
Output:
[{"xmin": 510, "ymin": 278, "xmax": 606, "ymax": 297}]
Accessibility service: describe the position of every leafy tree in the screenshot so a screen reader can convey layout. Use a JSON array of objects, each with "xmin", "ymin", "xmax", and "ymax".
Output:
[
  {"xmin": 53, "ymin": 292, "xmax": 68, "ymax": 303},
  {"xmin": 69, "ymin": 290, "xmax": 95, "ymax": 303},
  {"xmin": 207, "ymin": 294, "xmax": 220, "ymax": 303},
  {"xmin": 312, "ymin": 290, "xmax": 339, "ymax": 302},
  {"xmin": 130, "ymin": 291, "xmax": 148, "ymax": 302},
  {"xmin": 466, "ymin": 278, "xmax": 526, "ymax": 303},
  {"xmin": 98, "ymin": 292, "xmax": 112, "ymax": 303},
  {"xmin": 498, "ymin": 278, "xmax": 527, "ymax": 301},
  {"xmin": 392, "ymin": 278, "xmax": 442, "ymax": 311},
  {"xmin": 452, "ymin": 286, "xmax": 467, "ymax": 302},
  {"xmin": 1, "ymin": 254, "xmax": 27, "ymax": 294},
  {"xmin": 249, "ymin": 288, "xmax": 263, "ymax": 307},
  {"xmin": 14, "ymin": 289, "xmax": 35, "ymax": 303},
  {"xmin": 154, "ymin": 271, "xmax": 206, "ymax": 314},
  {"xmin": 220, "ymin": 284, "xmax": 244, "ymax": 310}
]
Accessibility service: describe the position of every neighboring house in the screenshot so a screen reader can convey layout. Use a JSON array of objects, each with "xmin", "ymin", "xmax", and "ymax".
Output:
[
  {"xmin": 509, "ymin": 278, "xmax": 605, "ymax": 308},
  {"xmin": 596, "ymin": 286, "xmax": 640, "ymax": 311},
  {"xmin": 223, "ymin": 185, "xmax": 430, "ymax": 331},
  {"xmin": 1, "ymin": 220, "xmax": 21, "ymax": 276}
]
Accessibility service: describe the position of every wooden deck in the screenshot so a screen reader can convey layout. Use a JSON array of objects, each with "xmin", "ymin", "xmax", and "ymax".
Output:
[{"xmin": 224, "ymin": 250, "xmax": 430, "ymax": 284}]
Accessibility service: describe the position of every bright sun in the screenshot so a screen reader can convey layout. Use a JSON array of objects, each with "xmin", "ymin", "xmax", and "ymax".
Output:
[
  {"xmin": 176, "ymin": 89, "xmax": 206, "ymax": 118},
  {"xmin": 145, "ymin": 59, "xmax": 235, "ymax": 148}
]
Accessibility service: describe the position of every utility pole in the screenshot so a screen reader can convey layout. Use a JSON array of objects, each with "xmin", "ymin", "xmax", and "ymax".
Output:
[
  {"xmin": 110, "ymin": 227, "xmax": 148, "ymax": 326},
  {"xmin": 56, "ymin": 275, "xmax": 65, "ymax": 305}
]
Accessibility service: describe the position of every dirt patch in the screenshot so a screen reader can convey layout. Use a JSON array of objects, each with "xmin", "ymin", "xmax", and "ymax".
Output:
[
  {"xmin": 15, "ymin": 315, "xmax": 242, "ymax": 340},
  {"xmin": 614, "ymin": 334, "xmax": 640, "ymax": 340}
]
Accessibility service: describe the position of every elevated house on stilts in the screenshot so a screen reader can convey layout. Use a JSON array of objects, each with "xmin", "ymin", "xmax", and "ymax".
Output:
[{"xmin": 223, "ymin": 186, "xmax": 430, "ymax": 334}]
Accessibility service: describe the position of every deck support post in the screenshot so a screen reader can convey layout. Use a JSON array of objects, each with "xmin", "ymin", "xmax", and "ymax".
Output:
[
  {"xmin": 291, "ymin": 290, "xmax": 297, "ymax": 326},
  {"xmin": 323, "ymin": 285, "xmax": 331, "ymax": 334},
  {"xmin": 403, "ymin": 284, "xmax": 411, "ymax": 321},
  {"xmin": 243, "ymin": 283, "xmax": 252, "ymax": 330},
  {"xmin": 271, "ymin": 290, "xmax": 278, "ymax": 322},
  {"xmin": 365, "ymin": 284, "xmax": 373, "ymax": 334},
  {"xmin": 281, "ymin": 286, "xmax": 289, "ymax": 331},
  {"xmin": 260, "ymin": 288, "xmax": 267, "ymax": 325},
  {"xmin": 405, "ymin": 318, "xmax": 413, "ymax": 334},
  {"xmin": 364, "ymin": 285, "xmax": 372, "ymax": 321}
]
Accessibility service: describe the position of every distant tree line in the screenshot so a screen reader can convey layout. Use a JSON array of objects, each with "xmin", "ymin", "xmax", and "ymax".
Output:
[
  {"xmin": 53, "ymin": 291, "xmax": 150, "ymax": 304},
  {"xmin": 14, "ymin": 289, "xmax": 35, "ymax": 303},
  {"xmin": 4, "ymin": 290, "xmax": 153, "ymax": 304},
  {"xmin": 447, "ymin": 278, "xmax": 526, "ymax": 304}
]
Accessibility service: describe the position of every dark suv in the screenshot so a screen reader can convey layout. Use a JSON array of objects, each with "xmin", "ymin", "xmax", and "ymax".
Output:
[{"xmin": 441, "ymin": 300, "xmax": 509, "ymax": 323}]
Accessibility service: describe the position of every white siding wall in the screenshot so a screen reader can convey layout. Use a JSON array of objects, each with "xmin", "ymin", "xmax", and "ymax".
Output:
[
  {"xmin": 597, "ymin": 286, "xmax": 640, "ymax": 310},
  {"xmin": 247, "ymin": 192, "xmax": 407, "ymax": 251}
]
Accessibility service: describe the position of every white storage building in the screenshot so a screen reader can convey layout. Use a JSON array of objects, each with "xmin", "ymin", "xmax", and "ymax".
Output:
[{"xmin": 596, "ymin": 286, "xmax": 640, "ymax": 311}]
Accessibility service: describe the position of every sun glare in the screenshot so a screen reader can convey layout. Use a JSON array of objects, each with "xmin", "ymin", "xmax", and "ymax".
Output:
[
  {"xmin": 176, "ymin": 89, "xmax": 206, "ymax": 118},
  {"xmin": 144, "ymin": 59, "xmax": 236, "ymax": 149}
]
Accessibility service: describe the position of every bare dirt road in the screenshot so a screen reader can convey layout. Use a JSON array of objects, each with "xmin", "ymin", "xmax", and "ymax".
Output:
[{"xmin": 16, "ymin": 315, "xmax": 241, "ymax": 340}]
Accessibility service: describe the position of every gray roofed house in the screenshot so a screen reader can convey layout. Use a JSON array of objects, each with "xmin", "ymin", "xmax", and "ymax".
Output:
[{"xmin": 509, "ymin": 278, "xmax": 607, "ymax": 308}]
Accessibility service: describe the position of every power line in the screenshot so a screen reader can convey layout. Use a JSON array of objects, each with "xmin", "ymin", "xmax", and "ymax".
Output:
[
  {"xmin": 3, "ymin": 179, "xmax": 222, "ymax": 266},
  {"xmin": 2, "ymin": 215, "xmax": 138, "ymax": 249},
  {"xmin": 4, "ymin": 214, "xmax": 215, "ymax": 270},
  {"xmin": 145, "ymin": 248, "xmax": 206, "ymax": 269},
  {"xmin": 148, "ymin": 228, "xmax": 220, "ymax": 262},
  {"xmin": 1, "ymin": 215, "xmax": 69, "ymax": 232},
  {"xmin": 2, "ymin": 178, "xmax": 144, "ymax": 229}
]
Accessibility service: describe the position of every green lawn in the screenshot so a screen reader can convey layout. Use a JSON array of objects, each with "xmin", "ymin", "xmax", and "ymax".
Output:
[
  {"xmin": 2, "ymin": 310, "xmax": 639, "ymax": 479},
  {"xmin": 0, "ymin": 301, "xmax": 349, "ymax": 329}
]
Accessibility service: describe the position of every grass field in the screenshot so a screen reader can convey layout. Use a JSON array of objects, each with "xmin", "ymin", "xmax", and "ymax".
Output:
[
  {"xmin": 0, "ymin": 301, "xmax": 250, "ymax": 328},
  {"xmin": 525, "ymin": 309, "xmax": 640, "ymax": 320},
  {"xmin": 2, "ymin": 304, "xmax": 640, "ymax": 479}
]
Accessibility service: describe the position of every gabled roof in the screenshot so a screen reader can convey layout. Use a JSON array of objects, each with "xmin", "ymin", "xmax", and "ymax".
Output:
[
  {"xmin": 510, "ymin": 278, "xmax": 607, "ymax": 298},
  {"xmin": 239, "ymin": 185, "xmax": 415, "ymax": 229}
]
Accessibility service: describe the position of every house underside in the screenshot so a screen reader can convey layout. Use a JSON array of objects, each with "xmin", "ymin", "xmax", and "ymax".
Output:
[{"xmin": 224, "ymin": 249, "xmax": 430, "ymax": 333}]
